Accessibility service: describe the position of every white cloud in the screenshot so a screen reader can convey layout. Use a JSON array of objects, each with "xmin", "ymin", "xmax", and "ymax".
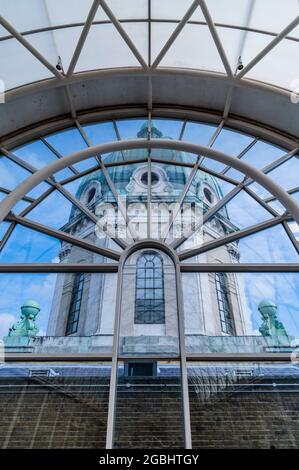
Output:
[
  {"xmin": 253, "ymin": 329, "xmax": 262, "ymax": 336},
  {"xmin": 37, "ymin": 328, "xmax": 46, "ymax": 337},
  {"xmin": 0, "ymin": 313, "xmax": 17, "ymax": 339}
]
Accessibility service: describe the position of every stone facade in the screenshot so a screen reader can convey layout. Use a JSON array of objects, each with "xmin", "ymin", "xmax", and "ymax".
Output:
[{"xmin": 46, "ymin": 124, "xmax": 253, "ymax": 352}]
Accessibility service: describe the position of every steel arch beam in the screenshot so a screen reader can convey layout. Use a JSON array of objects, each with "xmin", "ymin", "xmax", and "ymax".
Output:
[{"xmin": 0, "ymin": 139, "xmax": 299, "ymax": 225}]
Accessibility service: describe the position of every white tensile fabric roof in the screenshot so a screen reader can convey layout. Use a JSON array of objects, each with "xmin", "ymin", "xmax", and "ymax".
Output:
[
  {"xmin": 0, "ymin": 0, "xmax": 298, "ymax": 90},
  {"xmin": 0, "ymin": 0, "xmax": 298, "ymax": 141}
]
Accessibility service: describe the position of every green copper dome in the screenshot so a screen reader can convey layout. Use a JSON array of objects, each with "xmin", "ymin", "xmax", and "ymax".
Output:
[
  {"xmin": 75, "ymin": 122, "xmax": 225, "ymax": 202},
  {"xmin": 258, "ymin": 300, "xmax": 277, "ymax": 310}
]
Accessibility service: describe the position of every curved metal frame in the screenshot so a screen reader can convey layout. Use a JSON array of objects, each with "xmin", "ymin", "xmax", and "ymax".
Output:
[
  {"xmin": 2, "ymin": 105, "xmax": 298, "ymax": 158},
  {"xmin": 0, "ymin": 138, "xmax": 298, "ymax": 449},
  {"xmin": 1, "ymin": 138, "xmax": 298, "ymax": 224}
]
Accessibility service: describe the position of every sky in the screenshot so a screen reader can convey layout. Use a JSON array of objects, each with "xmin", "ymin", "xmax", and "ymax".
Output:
[{"xmin": 0, "ymin": 118, "xmax": 298, "ymax": 341}]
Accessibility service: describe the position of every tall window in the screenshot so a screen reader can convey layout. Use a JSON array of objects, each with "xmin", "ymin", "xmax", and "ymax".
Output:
[
  {"xmin": 66, "ymin": 273, "xmax": 84, "ymax": 335},
  {"xmin": 135, "ymin": 251, "xmax": 165, "ymax": 324},
  {"xmin": 215, "ymin": 272, "xmax": 235, "ymax": 335}
]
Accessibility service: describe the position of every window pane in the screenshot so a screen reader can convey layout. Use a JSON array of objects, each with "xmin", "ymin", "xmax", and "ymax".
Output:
[
  {"xmin": 120, "ymin": 249, "xmax": 178, "ymax": 356},
  {"xmin": 0, "ymin": 362, "xmax": 111, "ymax": 449},
  {"xmin": 182, "ymin": 272, "xmax": 299, "ymax": 353},
  {"xmin": 114, "ymin": 361, "xmax": 184, "ymax": 449},
  {"xmin": 188, "ymin": 361, "xmax": 299, "ymax": 449}
]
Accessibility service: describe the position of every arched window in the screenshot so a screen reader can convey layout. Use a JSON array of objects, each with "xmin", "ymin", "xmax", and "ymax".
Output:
[
  {"xmin": 215, "ymin": 272, "xmax": 235, "ymax": 335},
  {"xmin": 135, "ymin": 251, "xmax": 165, "ymax": 324},
  {"xmin": 66, "ymin": 273, "xmax": 84, "ymax": 335}
]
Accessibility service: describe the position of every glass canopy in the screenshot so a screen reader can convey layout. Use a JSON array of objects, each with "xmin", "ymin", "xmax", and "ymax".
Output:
[
  {"xmin": 0, "ymin": 116, "xmax": 298, "ymax": 340},
  {"xmin": 0, "ymin": 0, "xmax": 298, "ymax": 91},
  {"xmin": 0, "ymin": 115, "xmax": 298, "ymax": 450}
]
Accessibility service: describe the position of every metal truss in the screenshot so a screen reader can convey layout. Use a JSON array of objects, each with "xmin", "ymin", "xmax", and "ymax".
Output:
[
  {"xmin": 1, "ymin": 1, "xmax": 299, "ymax": 450},
  {"xmin": 0, "ymin": 137, "xmax": 298, "ymax": 271},
  {"xmin": 75, "ymin": 120, "xmax": 137, "ymax": 242}
]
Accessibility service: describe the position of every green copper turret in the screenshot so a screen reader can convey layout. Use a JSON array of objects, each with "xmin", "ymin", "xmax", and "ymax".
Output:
[
  {"xmin": 8, "ymin": 300, "xmax": 40, "ymax": 337},
  {"xmin": 258, "ymin": 300, "xmax": 290, "ymax": 344}
]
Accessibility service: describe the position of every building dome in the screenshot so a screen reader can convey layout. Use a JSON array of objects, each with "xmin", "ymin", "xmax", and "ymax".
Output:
[{"xmin": 75, "ymin": 122, "xmax": 224, "ymax": 206}]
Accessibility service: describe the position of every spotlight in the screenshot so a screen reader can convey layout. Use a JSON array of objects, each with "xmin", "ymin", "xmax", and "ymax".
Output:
[
  {"xmin": 237, "ymin": 56, "xmax": 244, "ymax": 71},
  {"xmin": 56, "ymin": 56, "xmax": 63, "ymax": 72}
]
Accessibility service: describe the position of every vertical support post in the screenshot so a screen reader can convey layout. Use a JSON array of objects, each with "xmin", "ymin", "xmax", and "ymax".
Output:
[
  {"xmin": 147, "ymin": 116, "xmax": 152, "ymax": 238},
  {"xmin": 175, "ymin": 260, "xmax": 192, "ymax": 449},
  {"xmin": 105, "ymin": 262, "xmax": 124, "ymax": 449}
]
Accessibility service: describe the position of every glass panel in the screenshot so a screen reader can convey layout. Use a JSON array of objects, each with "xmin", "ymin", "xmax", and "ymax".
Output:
[
  {"xmin": 0, "ymin": 272, "xmax": 116, "ymax": 353},
  {"xmin": 203, "ymin": 189, "xmax": 272, "ymax": 231},
  {"xmin": 183, "ymin": 272, "xmax": 299, "ymax": 353},
  {"xmin": 267, "ymin": 157, "xmax": 299, "ymax": 192},
  {"xmin": 119, "ymin": 249, "xmax": 179, "ymax": 356},
  {"xmin": 0, "ymin": 224, "xmax": 106, "ymax": 264},
  {"xmin": 44, "ymin": 128, "xmax": 97, "ymax": 172},
  {"xmin": 0, "ymin": 156, "xmax": 31, "ymax": 191},
  {"xmin": 178, "ymin": 189, "xmax": 272, "ymax": 252},
  {"xmin": 246, "ymin": 181, "xmax": 272, "ymax": 200},
  {"xmin": 169, "ymin": 171, "xmax": 236, "ymax": 247},
  {"xmin": 186, "ymin": 170, "xmax": 235, "ymax": 200},
  {"xmin": 63, "ymin": 167, "xmax": 132, "ymax": 245},
  {"xmin": 13, "ymin": 140, "xmax": 73, "ymax": 180},
  {"xmin": 202, "ymin": 157, "xmax": 227, "ymax": 173},
  {"xmin": 82, "ymin": 121, "xmax": 117, "ymax": 145},
  {"xmin": 226, "ymin": 140, "xmax": 286, "ymax": 180},
  {"xmin": 115, "ymin": 118, "xmax": 148, "ymax": 140},
  {"xmin": 188, "ymin": 361, "xmax": 299, "ymax": 449},
  {"xmin": 12, "ymin": 200, "xmax": 31, "ymax": 215},
  {"xmin": 151, "ymin": 118, "xmax": 185, "ymax": 140},
  {"xmin": 181, "ymin": 224, "xmax": 299, "ymax": 264},
  {"xmin": 114, "ymin": 361, "xmax": 184, "ymax": 449},
  {"xmin": 216, "ymin": 26, "xmax": 273, "ymax": 71},
  {"xmin": 26, "ymin": 182, "xmax": 51, "ymax": 200},
  {"xmin": 0, "ymin": 221, "xmax": 10, "ymax": 240},
  {"xmin": 0, "ymin": 362, "xmax": 111, "ymax": 449},
  {"xmin": 212, "ymin": 128, "xmax": 255, "ymax": 157},
  {"xmin": 287, "ymin": 220, "xmax": 299, "ymax": 242},
  {"xmin": 207, "ymin": 0, "xmax": 253, "ymax": 28},
  {"xmin": 268, "ymin": 199, "xmax": 287, "ymax": 215},
  {"xmin": 107, "ymin": 162, "xmax": 147, "ymax": 240},
  {"xmin": 183, "ymin": 121, "xmax": 217, "ymax": 146},
  {"xmin": 26, "ymin": 189, "xmax": 86, "ymax": 230}
]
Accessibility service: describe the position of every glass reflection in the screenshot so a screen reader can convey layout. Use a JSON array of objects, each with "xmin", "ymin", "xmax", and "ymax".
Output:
[
  {"xmin": 114, "ymin": 361, "xmax": 184, "ymax": 449},
  {"xmin": 0, "ymin": 273, "xmax": 117, "ymax": 353},
  {"xmin": 182, "ymin": 272, "xmax": 299, "ymax": 354},
  {"xmin": 119, "ymin": 249, "xmax": 179, "ymax": 357},
  {"xmin": 0, "ymin": 362, "xmax": 111, "ymax": 449},
  {"xmin": 188, "ymin": 362, "xmax": 299, "ymax": 449}
]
